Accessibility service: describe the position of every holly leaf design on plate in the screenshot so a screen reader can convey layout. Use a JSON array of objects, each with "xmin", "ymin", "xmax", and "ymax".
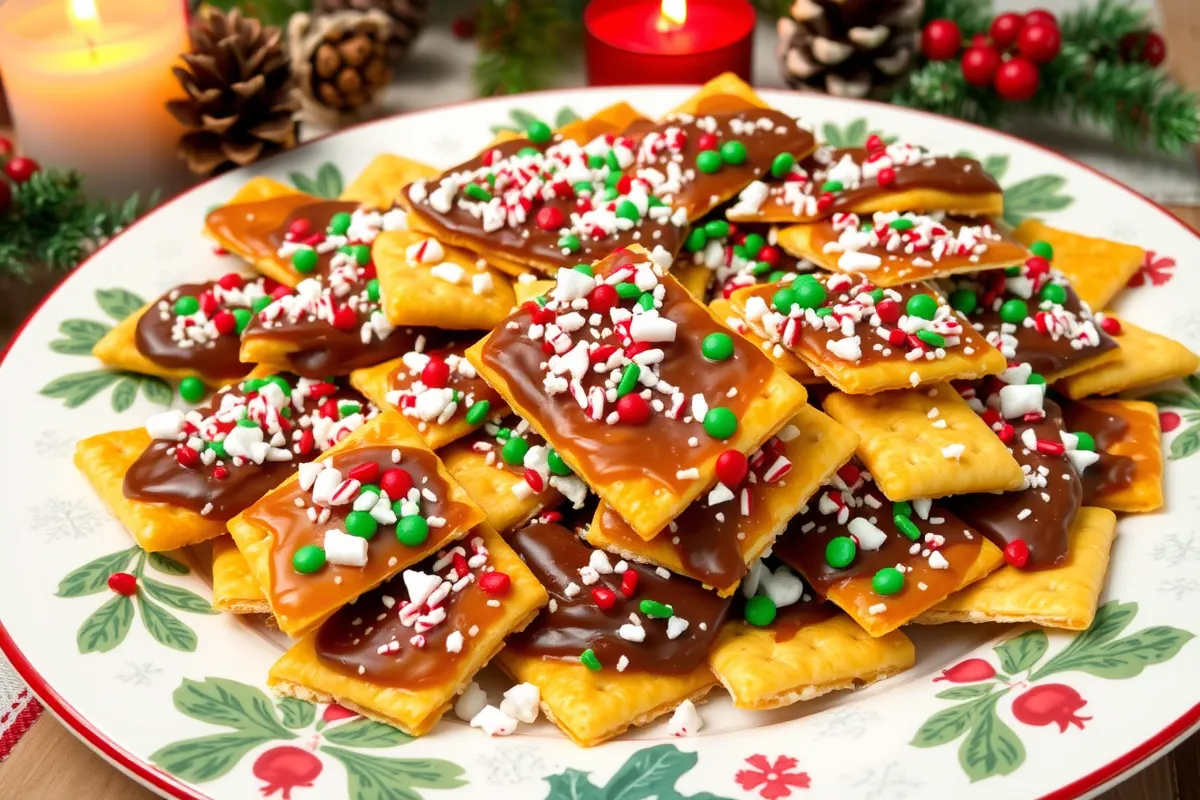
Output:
[
  {"xmin": 140, "ymin": 376, "xmax": 172, "ymax": 406},
  {"xmin": 542, "ymin": 744, "xmax": 731, "ymax": 800},
  {"xmin": 322, "ymin": 718, "xmax": 413, "ymax": 748},
  {"xmin": 1001, "ymin": 174, "xmax": 1074, "ymax": 225},
  {"xmin": 490, "ymin": 108, "xmax": 540, "ymax": 135},
  {"xmin": 40, "ymin": 370, "xmax": 120, "ymax": 409},
  {"xmin": 95, "ymin": 287, "xmax": 146, "ymax": 321},
  {"xmin": 911, "ymin": 696, "xmax": 990, "ymax": 748},
  {"xmin": 56, "ymin": 546, "xmax": 139, "ymax": 597},
  {"xmin": 959, "ymin": 693, "xmax": 1025, "ymax": 782},
  {"xmin": 993, "ymin": 628, "xmax": 1049, "ymax": 675},
  {"xmin": 77, "ymin": 593, "xmax": 135, "ymax": 653},
  {"xmin": 290, "ymin": 163, "xmax": 344, "ymax": 200},
  {"xmin": 935, "ymin": 684, "xmax": 998, "ymax": 701},
  {"xmin": 50, "ymin": 318, "xmax": 110, "ymax": 354},
  {"xmin": 148, "ymin": 552, "xmax": 190, "ymax": 576},
  {"xmin": 1141, "ymin": 389, "xmax": 1200, "ymax": 411},
  {"xmin": 136, "ymin": 593, "xmax": 198, "ymax": 652},
  {"xmin": 150, "ymin": 731, "xmax": 273, "ymax": 784},
  {"xmin": 276, "ymin": 697, "xmax": 316, "ymax": 730},
  {"xmin": 140, "ymin": 576, "xmax": 216, "ymax": 615},
  {"xmin": 322, "ymin": 745, "xmax": 466, "ymax": 799},
  {"xmin": 1169, "ymin": 424, "xmax": 1200, "ymax": 460},
  {"xmin": 555, "ymin": 107, "xmax": 581, "ymax": 127},
  {"xmin": 545, "ymin": 768, "xmax": 602, "ymax": 800},
  {"xmin": 111, "ymin": 377, "xmax": 139, "ymax": 412}
]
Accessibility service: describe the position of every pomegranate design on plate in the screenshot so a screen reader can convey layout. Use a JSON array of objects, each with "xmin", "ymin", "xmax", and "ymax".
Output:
[
  {"xmin": 932, "ymin": 658, "xmax": 997, "ymax": 683},
  {"xmin": 1011, "ymin": 684, "xmax": 1092, "ymax": 732},
  {"xmin": 253, "ymin": 745, "xmax": 323, "ymax": 799}
]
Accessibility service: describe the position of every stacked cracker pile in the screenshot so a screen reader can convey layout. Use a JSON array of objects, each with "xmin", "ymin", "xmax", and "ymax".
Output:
[{"xmin": 74, "ymin": 75, "xmax": 1197, "ymax": 746}]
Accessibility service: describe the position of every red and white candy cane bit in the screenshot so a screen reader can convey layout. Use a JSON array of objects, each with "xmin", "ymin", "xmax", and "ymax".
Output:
[
  {"xmin": 739, "ymin": 488, "xmax": 752, "ymax": 517},
  {"xmin": 479, "ymin": 571, "xmax": 511, "ymax": 596},
  {"xmin": 537, "ymin": 510, "xmax": 563, "ymax": 525},
  {"xmin": 409, "ymin": 634, "xmax": 427, "ymax": 649},
  {"xmin": 452, "ymin": 552, "xmax": 470, "ymax": 579},
  {"xmin": 762, "ymin": 456, "xmax": 793, "ymax": 483},
  {"xmin": 997, "ymin": 423, "xmax": 1015, "ymax": 443}
]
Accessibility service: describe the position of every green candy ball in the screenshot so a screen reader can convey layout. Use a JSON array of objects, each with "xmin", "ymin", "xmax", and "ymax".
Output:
[
  {"xmin": 702, "ymin": 332, "xmax": 734, "ymax": 361},
  {"xmin": 252, "ymin": 296, "xmax": 272, "ymax": 314},
  {"xmin": 501, "ymin": 436, "xmax": 529, "ymax": 466},
  {"xmin": 328, "ymin": 212, "xmax": 352, "ymax": 236},
  {"xmin": 719, "ymin": 140, "xmax": 747, "ymax": 165},
  {"xmin": 825, "ymin": 536, "xmax": 857, "ymax": 569},
  {"xmin": 345, "ymin": 510, "xmax": 378, "ymax": 539},
  {"xmin": 174, "ymin": 295, "xmax": 200, "ymax": 316},
  {"xmin": 703, "ymin": 407, "xmax": 737, "ymax": 440},
  {"xmin": 1040, "ymin": 282, "xmax": 1068, "ymax": 305},
  {"xmin": 744, "ymin": 595, "xmax": 777, "ymax": 627},
  {"xmin": 292, "ymin": 545, "xmax": 326, "ymax": 574},
  {"xmin": 770, "ymin": 152, "xmax": 794, "ymax": 178},
  {"xmin": 615, "ymin": 200, "xmax": 640, "ymax": 221},
  {"xmin": 772, "ymin": 287, "xmax": 797, "ymax": 315},
  {"xmin": 696, "ymin": 150, "xmax": 723, "ymax": 174},
  {"xmin": 685, "ymin": 227, "xmax": 708, "ymax": 252},
  {"xmin": 1074, "ymin": 431, "xmax": 1096, "ymax": 451},
  {"xmin": 465, "ymin": 400, "xmax": 491, "ymax": 426},
  {"xmin": 872, "ymin": 567, "xmax": 905, "ymax": 596},
  {"xmin": 704, "ymin": 219, "xmax": 730, "ymax": 239},
  {"xmin": 742, "ymin": 233, "xmax": 765, "ymax": 258},
  {"xmin": 793, "ymin": 280, "xmax": 826, "ymax": 310},
  {"xmin": 999, "ymin": 298, "xmax": 1029, "ymax": 324},
  {"xmin": 396, "ymin": 515, "xmax": 429, "ymax": 547},
  {"xmin": 179, "ymin": 376, "xmax": 206, "ymax": 403},
  {"xmin": 1030, "ymin": 240, "xmax": 1054, "ymax": 260},
  {"xmin": 366, "ymin": 278, "xmax": 381, "ymax": 303},
  {"xmin": 905, "ymin": 293, "xmax": 939, "ymax": 320},
  {"xmin": 292, "ymin": 248, "xmax": 318, "ymax": 274},
  {"xmin": 526, "ymin": 120, "xmax": 552, "ymax": 144},
  {"xmin": 547, "ymin": 449, "xmax": 572, "ymax": 476},
  {"xmin": 572, "ymin": 263, "xmax": 594, "ymax": 276},
  {"xmin": 949, "ymin": 289, "xmax": 978, "ymax": 315}
]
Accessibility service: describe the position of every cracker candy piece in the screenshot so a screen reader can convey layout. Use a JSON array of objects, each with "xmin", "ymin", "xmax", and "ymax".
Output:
[
  {"xmin": 513, "ymin": 278, "xmax": 556, "ymax": 306},
  {"xmin": 708, "ymin": 609, "xmax": 914, "ymax": 710},
  {"xmin": 269, "ymin": 525, "xmax": 546, "ymax": 736},
  {"xmin": 1058, "ymin": 315, "xmax": 1200, "ymax": 399},
  {"xmin": 824, "ymin": 383, "xmax": 1025, "ymax": 501},
  {"xmin": 1013, "ymin": 220, "xmax": 1144, "ymax": 310},
  {"xmin": 1061, "ymin": 399, "xmax": 1163, "ymax": 513},
  {"xmin": 585, "ymin": 405, "xmax": 857, "ymax": 594},
  {"xmin": 228, "ymin": 411, "xmax": 485, "ymax": 636},
  {"xmin": 212, "ymin": 536, "xmax": 269, "ymax": 614},
  {"xmin": 467, "ymin": 246, "xmax": 808, "ymax": 539},
  {"xmin": 668, "ymin": 72, "xmax": 771, "ymax": 115},
  {"xmin": 914, "ymin": 507, "xmax": 1116, "ymax": 630},
  {"xmin": 778, "ymin": 213, "xmax": 1027, "ymax": 287},
  {"xmin": 709, "ymin": 297, "xmax": 820, "ymax": 383},
  {"xmin": 340, "ymin": 154, "xmax": 441, "ymax": 210}
]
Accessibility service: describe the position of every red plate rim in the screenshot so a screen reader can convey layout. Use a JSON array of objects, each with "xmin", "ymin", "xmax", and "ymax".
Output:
[{"xmin": 0, "ymin": 84, "xmax": 1197, "ymax": 799}]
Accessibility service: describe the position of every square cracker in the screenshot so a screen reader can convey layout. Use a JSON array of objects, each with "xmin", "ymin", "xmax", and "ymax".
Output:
[
  {"xmin": 513, "ymin": 279, "xmax": 555, "ymax": 306},
  {"xmin": 467, "ymin": 246, "xmax": 809, "ymax": 539},
  {"xmin": 824, "ymin": 383, "xmax": 1025, "ymax": 501},
  {"xmin": 212, "ymin": 536, "xmax": 270, "ymax": 614},
  {"xmin": 227, "ymin": 411, "xmax": 486, "ymax": 636},
  {"xmin": 269, "ymin": 525, "xmax": 547, "ymax": 736},
  {"xmin": 340, "ymin": 154, "xmax": 441, "ymax": 210},
  {"xmin": 498, "ymin": 653, "xmax": 717, "ymax": 747},
  {"xmin": 75, "ymin": 429, "xmax": 226, "ymax": 552},
  {"xmin": 1013, "ymin": 220, "xmax": 1144, "ymax": 310},
  {"xmin": 914, "ymin": 507, "xmax": 1116, "ymax": 630},
  {"xmin": 1062, "ymin": 399, "xmax": 1163, "ymax": 513},
  {"xmin": 584, "ymin": 405, "xmax": 858, "ymax": 595},
  {"xmin": 668, "ymin": 72, "xmax": 770, "ymax": 116},
  {"xmin": 1058, "ymin": 315, "xmax": 1200, "ymax": 399},
  {"xmin": 707, "ymin": 612, "xmax": 914, "ymax": 710},
  {"xmin": 373, "ymin": 230, "xmax": 515, "ymax": 330},
  {"xmin": 709, "ymin": 298, "xmax": 821, "ymax": 383}
]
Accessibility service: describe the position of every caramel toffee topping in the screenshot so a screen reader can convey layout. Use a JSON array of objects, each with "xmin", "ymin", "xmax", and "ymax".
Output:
[
  {"xmin": 730, "ymin": 144, "xmax": 1000, "ymax": 221},
  {"xmin": 314, "ymin": 531, "xmax": 509, "ymax": 689},
  {"xmin": 386, "ymin": 341, "xmax": 500, "ymax": 431},
  {"xmin": 943, "ymin": 264, "xmax": 1117, "ymax": 377},
  {"xmin": 124, "ymin": 376, "xmax": 374, "ymax": 521},
  {"xmin": 506, "ymin": 522, "xmax": 730, "ymax": 674},
  {"xmin": 480, "ymin": 250, "xmax": 775, "ymax": 497},
  {"xmin": 773, "ymin": 462, "xmax": 983, "ymax": 626},
  {"xmin": 1060, "ymin": 399, "xmax": 1138, "ymax": 504},
  {"xmin": 254, "ymin": 445, "xmax": 476, "ymax": 621},
  {"xmin": 687, "ymin": 215, "xmax": 814, "ymax": 299},
  {"xmin": 135, "ymin": 279, "xmax": 268, "ymax": 379}
]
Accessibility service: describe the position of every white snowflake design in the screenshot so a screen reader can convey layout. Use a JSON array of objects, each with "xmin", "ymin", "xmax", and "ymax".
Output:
[
  {"xmin": 116, "ymin": 662, "xmax": 163, "ymax": 687},
  {"xmin": 815, "ymin": 705, "xmax": 881, "ymax": 738},
  {"xmin": 475, "ymin": 743, "xmax": 555, "ymax": 785},
  {"xmin": 845, "ymin": 761, "xmax": 925, "ymax": 800},
  {"xmin": 1159, "ymin": 577, "xmax": 1200, "ymax": 601},
  {"xmin": 33, "ymin": 429, "xmax": 76, "ymax": 458},
  {"xmin": 1152, "ymin": 532, "xmax": 1200, "ymax": 565},
  {"xmin": 31, "ymin": 498, "xmax": 101, "ymax": 542}
]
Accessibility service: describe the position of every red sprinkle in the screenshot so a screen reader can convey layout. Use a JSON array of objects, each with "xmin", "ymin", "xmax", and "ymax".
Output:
[
  {"xmin": 906, "ymin": 334, "xmax": 926, "ymax": 351},
  {"xmin": 816, "ymin": 194, "xmax": 834, "ymax": 211},
  {"xmin": 535, "ymin": 206, "xmax": 566, "ymax": 231},
  {"xmin": 997, "ymin": 423, "xmax": 1015, "ymax": 443},
  {"xmin": 271, "ymin": 285, "xmax": 292, "ymax": 301},
  {"xmin": 198, "ymin": 291, "xmax": 218, "ymax": 315},
  {"xmin": 615, "ymin": 393, "xmax": 651, "ymax": 425},
  {"xmin": 982, "ymin": 408, "xmax": 1002, "ymax": 429},
  {"xmin": 452, "ymin": 552, "xmax": 470, "ymax": 579},
  {"xmin": 479, "ymin": 571, "xmax": 511, "ymax": 596},
  {"xmin": 1004, "ymin": 539, "xmax": 1030, "ymax": 569},
  {"xmin": 348, "ymin": 462, "xmax": 380, "ymax": 484},
  {"xmin": 1100, "ymin": 316, "xmax": 1122, "ymax": 335},
  {"xmin": 297, "ymin": 429, "xmax": 315, "ymax": 455},
  {"xmin": 588, "ymin": 283, "xmax": 618, "ymax": 314},
  {"xmin": 589, "ymin": 343, "xmax": 618, "ymax": 363},
  {"xmin": 217, "ymin": 273, "xmax": 244, "ymax": 290},
  {"xmin": 887, "ymin": 328, "xmax": 907, "ymax": 346},
  {"xmin": 620, "ymin": 570, "xmax": 638, "ymax": 597},
  {"xmin": 319, "ymin": 398, "xmax": 339, "ymax": 419},
  {"xmin": 307, "ymin": 381, "xmax": 338, "ymax": 398},
  {"xmin": 1023, "ymin": 411, "xmax": 1046, "ymax": 422},
  {"xmin": 380, "ymin": 468, "xmax": 413, "ymax": 499},
  {"xmin": 1035, "ymin": 439, "xmax": 1065, "ymax": 456},
  {"xmin": 616, "ymin": 175, "xmax": 633, "ymax": 194},
  {"xmin": 837, "ymin": 463, "xmax": 861, "ymax": 486},
  {"xmin": 592, "ymin": 586, "xmax": 617, "ymax": 610},
  {"xmin": 876, "ymin": 167, "xmax": 896, "ymax": 187},
  {"xmin": 176, "ymin": 445, "xmax": 199, "ymax": 467},
  {"xmin": 213, "ymin": 466, "xmax": 229, "ymax": 480},
  {"xmin": 715, "ymin": 449, "xmax": 749, "ymax": 487},
  {"xmin": 331, "ymin": 306, "xmax": 358, "ymax": 330},
  {"xmin": 875, "ymin": 298, "xmax": 900, "ymax": 325},
  {"xmin": 524, "ymin": 469, "xmax": 545, "ymax": 492},
  {"xmin": 421, "ymin": 358, "xmax": 451, "ymax": 389},
  {"xmin": 107, "ymin": 572, "xmax": 138, "ymax": 596}
]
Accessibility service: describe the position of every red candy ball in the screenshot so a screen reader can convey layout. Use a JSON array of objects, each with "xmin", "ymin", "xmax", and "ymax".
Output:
[
  {"xmin": 1023, "ymin": 9, "xmax": 1058, "ymax": 28},
  {"xmin": 213, "ymin": 310, "xmax": 237, "ymax": 335},
  {"xmin": 696, "ymin": 132, "xmax": 719, "ymax": 151},
  {"xmin": 875, "ymin": 298, "xmax": 900, "ymax": 325},
  {"xmin": 995, "ymin": 57, "xmax": 1040, "ymax": 101},
  {"xmin": 588, "ymin": 283, "xmax": 618, "ymax": 313},
  {"xmin": 287, "ymin": 218, "xmax": 312, "ymax": 239},
  {"xmin": 920, "ymin": 18, "xmax": 962, "ymax": 61},
  {"xmin": 876, "ymin": 166, "xmax": 896, "ymax": 187},
  {"xmin": 331, "ymin": 306, "xmax": 358, "ymax": 330},
  {"xmin": 479, "ymin": 571, "xmax": 511, "ymax": 596},
  {"xmin": 107, "ymin": 572, "xmax": 138, "ymax": 596},
  {"xmin": 217, "ymin": 273, "xmax": 244, "ymax": 290},
  {"xmin": 615, "ymin": 393, "xmax": 651, "ymax": 425},
  {"xmin": 421, "ymin": 357, "xmax": 451, "ymax": 388},
  {"xmin": 1004, "ymin": 539, "xmax": 1031, "ymax": 569},
  {"xmin": 1100, "ymin": 316, "xmax": 1122, "ymax": 336},
  {"xmin": 864, "ymin": 134, "xmax": 885, "ymax": 153},
  {"xmin": 1017, "ymin": 22, "xmax": 1062, "ymax": 63},
  {"xmin": 1024, "ymin": 255, "xmax": 1050, "ymax": 276},
  {"xmin": 271, "ymin": 285, "xmax": 292, "ymax": 301},
  {"xmin": 380, "ymin": 468, "xmax": 413, "ymax": 499},
  {"xmin": 989, "ymin": 12, "xmax": 1025, "ymax": 49},
  {"xmin": 535, "ymin": 206, "xmax": 565, "ymax": 231},
  {"xmin": 961, "ymin": 45, "xmax": 1002, "ymax": 87},
  {"xmin": 757, "ymin": 245, "xmax": 781, "ymax": 266},
  {"xmin": 715, "ymin": 449, "xmax": 749, "ymax": 487},
  {"xmin": 4, "ymin": 156, "xmax": 40, "ymax": 184}
]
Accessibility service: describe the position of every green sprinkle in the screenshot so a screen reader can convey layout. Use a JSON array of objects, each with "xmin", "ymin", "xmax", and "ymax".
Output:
[
  {"xmin": 206, "ymin": 440, "xmax": 227, "ymax": 459},
  {"xmin": 742, "ymin": 233, "xmax": 765, "ymax": 258},
  {"xmin": 548, "ymin": 449, "xmax": 572, "ymax": 476},
  {"xmin": 617, "ymin": 363, "xmax": 641, "ymax": 397},
  {"xmin": 1000, "ymin": 298, "xmax": 1028, "ymax": 324},
  {"xmin": 872, "ymin": 567, "xmax": 904, "ymax": 596},
  {"xmin": 825, "ymin": 536, "xmax": 857, "ymax": 568},
  {"xmin": 242, "ymin": 378, "xmax": 266, "ymax": 392},
  {"xmin": 1027, "ymin": 373, "xmax": 1046, "ymax": 385},
  {"xmin": 338, "ymin": 401, "xmax": 362, "ymax": 417},
  {"xmin": 366, "ymin": 278, "xmax": 381, "ymax": 303},
  {"xmin": 869, "ymin": 288, "xmax": 885, "ymax": 304},
  {"xmin": 573, "ymin": 181, "xmax": 593, "ymax": 196},
  {"xmin": 179, "ymin": 376, "xmax": 205, "ymax": 403},
  {"xmin": 889, "ymin": 217, "xmax": 915, "ymax": 230},
  {"xmin": 701, "ymin": 332, "xmax": 734, "ymax": 361},
  {"xmin": 558, "ymin": 234, "xmax": 581, "ymax": 253},
  {"xmin": 637, "ymin": 290, "xmax": 655, "ymax": 309},
  {"xmin": 895, "ymin": 515, "xmax": 920, "ymax": 541},
  {"xmin": 605, "ymin": 149, "xmax": 621, "ymax": 171},
  {"xmin": 719, "ymin": 140, "xmax": 747, "ymax": 165},
  {"xmin": 518, "ymin": 145, "xmax": 540, "ymax": 157},
  {"xmin": 751, "ymin": 261, "xmax": 772, "ymax": 277},
  {"xmin": 770, "ymin": 152, "xmax": 795, "ymax": 178},
  {"xmin": 604, "ymin": 171, "xmax": 621, "ymax": 190},
  {"xmin": 292, "ymin": 248, "xmax": 318, "ymax": 274},
  {"xmin": 703, "ymin": 220, "xmax": 730, "ymax": 239},
  {"xmin": 396, "ymin": 516, "xmax": 429, "ymax": 547},
  {"xmin": 732, "ymin": 244, "xmax": 748, "ymax": 261},
  {"xmin": 615, "ymin": 200, "xmax": 640, "ymax": 221},
  {"xmin": 894, "ymin": 501, "xmax": 912, "ymax": 517},
  {"xmin": 639, "ymin": 599, "xmax": 673, "ymax": 618},
  {"xmin": 768, "ymin": 269, "xmax": 787, "ymax": 283},
  {"xmin": 793, "ymin": 279, "xmax": 827, "ymax": 310},
  {"xmin": 815, "ymin": 307, "xmax": 834, "ymax": 318},
  {"xmin": 1074, "ymin": 431, "xmax": 1096, "ymax": 451},
  {"xmin": 534, "ymin": 295, "xmax": 549, "ymax": 307},
  {"xmin": 526, "ymin": 120, "xmax": 552, "ymax": 144},
  {"xmin": 822, "ymin": 180, "xmax": 844, "ymax": 193},
  {"xmin": 501, "ymin": 436, "xmax": 529, "ymax": 466},
  {"xmin": 391, "ymin": 499, "xmax": 406, "ymax": 518},
  {"xmin": 345, "ymin": 510, "xmax": 378, "ymax": 539},
  {"xmin": 465, "ymin": 400, "xmax": 491, "ymax": 426},
  {"xmin": 495, "ymin": 427, "xmax": 513, "ymax": 441},
  {"xmin": 579, "ymin": 648, "xmax": 602, "ymax": 671},
  {"xmin": 174, "ymin": 295, "xmax": 200, "ymax": 316},
  {"xmin": 744, "ymin": 595, "xmax": 777, "ymax": 627},
  {"xmin": 572, "ymin": 263, "xmax": 594, "ymax": 277},
  {"xmin": 1040, "ymin": 282, "xmax": 1068, "ymax": 305},
  {"xmin": 236, "ymin": 418, "xmax": 258, "ymax": 429},
  {"xmin": 684, "ymin": 227, "xmax": 708, "ymax": 252},
  {"xmin": 252, "ymin": 296, "xmax": 272, "ymax": 313},
  {"xmin": 696, "ymin": 150, "xmax": 723, "ymax": 174},
  {"xmin": 464, "ymin": 183, "xmax": 492, "ymax": 201},
  {"xmin": 616, "ymin": 282, "xmax": 641, "ymax": 300},
  {"xmin": 905, "ymin": 293, "xmax": 938, "ymax": 320},
  {"xmin": 1030, "ymin": 240, "xmax": 1054, "ymax": 260},
  {"xmin": 328, "ymin": 212, "xmax": 352, "ymax": 236},
  {"xmin": 773, "ymin": 287, "xmax": 797, "ymax": 314},
  {"xmin": 292, "ymin": 545, "xmax": 326, "ymax": 574},
  {"xmin": 917, "ymin": 330, "xmax": 946, "ymax": 347},
  {"xmin": 647, "ymin": 195, "xmax": 665, "ymax": 207},
  {"xmin": 703, "ymin": 407, "xmax": 737, "ymax": 440},
  {"xmin": 587, "ymin": 154, "xmax": 605, "ymax": 170},
  {"xmin": 949, "ymin": 289, "xmax": 978, "ymax": 315}
]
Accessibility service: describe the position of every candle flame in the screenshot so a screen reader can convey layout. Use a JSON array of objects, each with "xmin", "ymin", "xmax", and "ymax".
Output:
[
  {"xmin": 660, "ymin": 0, "xmax": 687, "ymax": 27},
  {"xmin": 67, "ymin": 0, "xmax": 103, "ymax": 40}
]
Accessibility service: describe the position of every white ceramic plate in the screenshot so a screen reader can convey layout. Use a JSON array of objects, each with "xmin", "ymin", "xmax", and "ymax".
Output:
[{"xmin": 2, "ymin": 86, "xmax": 1198, "ymax": 800}]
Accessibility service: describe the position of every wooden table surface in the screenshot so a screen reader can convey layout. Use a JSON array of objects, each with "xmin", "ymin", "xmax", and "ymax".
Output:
[{"xmin": 3, "ymin": 1, "xmax": 1200, "ymax": 797}]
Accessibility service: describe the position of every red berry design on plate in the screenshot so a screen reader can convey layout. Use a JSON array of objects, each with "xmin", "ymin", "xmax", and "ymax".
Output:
[
  {"xmin": 450, "ymin": 15, "xmax": 475, "ymax": 39},
  {"xmin": 920, "ymin": 18, "xmax": 962, "ymax": 61},
  {"xmin": 1128, "ymin": 250, "xmax": 1175, "ymax": 287},
  {"xmin": 253, "ymin": 745, "xmax": 323, "ymax": 799},
  {"xmin": 961, "ymin": 45, "xmax": 1002, "ymax": 87},
  {"xmin": 107, "ymin": 572, "xmax": 138, "ymax": 596},
  {"xmin": 989, "ymin": 12, "xmax": 1025, "ymax": 49},
  {"xmin": 995, "ymin": 57, "xmax": 1040, "ymax": 102},
  {"xmin": 1160, "ymin": 411, "xmax": 1182, "ymax": 433},
  {"xmin": 4, "ymin": 156, "xmax": 39, "ymax": 184},
  {"xmin": 933, "ymin": 657, "xmax": 996, "ymax": 683},
  {"xmin": 321, "ymin": 703, "xmax": 358, "ymax": 723},
  {"xmin": 1011, "ymin": 683, "xmax": 1091, "ymax": 732},
  {"xmin": 1017, "ymin": 22, "xmax": 1062, "ymax": 63}
]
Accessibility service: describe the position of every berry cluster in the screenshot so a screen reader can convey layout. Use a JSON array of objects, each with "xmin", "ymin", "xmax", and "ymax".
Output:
[{"xmin": 0, "ymin": 136, "xmax": 41, "ymax": 215}]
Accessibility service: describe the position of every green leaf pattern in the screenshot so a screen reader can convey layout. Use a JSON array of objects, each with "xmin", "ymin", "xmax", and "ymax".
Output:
[
  {"xmin": 490, "ymin": 106, "xmax": 580, "ymax": 135},
  {"xmin": 542, "ymin": 744, "xmax": 731, "ymax": 800},
  {"xmin": 1142, "ymin": 379, "xmax": 1200, "ymax": 460},
  {"xmin": 290, "ymin": 163, "xmax": 344, "ymax": 200}
]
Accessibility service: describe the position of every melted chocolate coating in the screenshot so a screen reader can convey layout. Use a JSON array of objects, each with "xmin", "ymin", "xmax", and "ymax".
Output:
[
  {"xmin": 1060, "ymin": 399, "xmax": 1137, "ymax": 504},
  {"xmin": 206, "ymin": 198, "xmax": 361, "ymax": 281},
  {"xmin": 134, "ymin": 281, "xmax": 251, "ymax": 379}
]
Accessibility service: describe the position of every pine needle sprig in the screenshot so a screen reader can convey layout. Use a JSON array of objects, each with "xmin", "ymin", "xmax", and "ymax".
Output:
[
  {"xmin": 891, "ymin": 60, "xmax": 1004, "ymax": 127},
  {"xmin": 922, "ymin": 0, "xmax": 992, "ymax": 37},
  {"xmin": 1057, "ymin": 0, "xmax": 1146, "ymax": 55},
  {"xmin": 474, "ymin": 0, "xmax": 572, "ymax": 96}
]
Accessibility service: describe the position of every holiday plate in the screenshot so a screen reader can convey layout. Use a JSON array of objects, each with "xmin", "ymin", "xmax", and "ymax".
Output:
[{"xmin": 2, "ymin": 86, "xmax": 1199, "ymax": 800}]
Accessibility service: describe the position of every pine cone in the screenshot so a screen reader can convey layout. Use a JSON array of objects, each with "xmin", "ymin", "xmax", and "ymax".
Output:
[
  {"xmin": 312, "ymin": 0, "xmax": 429, "ymax": 65},
  {"xmin": 777, "ymin": 0, "xmax": 924, "ymax": 98},
  {"xmin": 166, "ymin": 9, "xmax": 298, "ymax": 177},
  {"xmin": 289, "ymin": 10, "xmax": 393, "ymax": 127}
]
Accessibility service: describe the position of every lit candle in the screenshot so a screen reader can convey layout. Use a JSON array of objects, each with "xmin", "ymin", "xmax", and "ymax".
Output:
[
  {"xmin": 0, "ymin": 0, "xmax": 190, "ymax": 200},
  {"xmin": 584, "ymin": 0, "xmax": 755, "ymax": 87}
]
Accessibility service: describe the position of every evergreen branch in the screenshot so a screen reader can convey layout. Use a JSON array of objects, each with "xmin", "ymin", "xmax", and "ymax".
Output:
[
  {"xmin": 891, "ymin": 60, "xmax": 1004, "ymax": 127},
  {"xmin": 1058, "ymin": 0, "xmax": 1147, "ymax": 54},
  {"xmin": 751, "ymin": 0, "xmax": 790, "ymax": 18},
  {"xmin": 474, "ymin": 0, "xmax": 572, "ymax": 96},
  {"xmin": 922, "ymin": 0, "xmax": 993, "ymax": 37}
]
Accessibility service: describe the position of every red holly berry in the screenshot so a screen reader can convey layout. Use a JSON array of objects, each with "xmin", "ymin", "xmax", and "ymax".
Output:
[
  {"xmin": 1160, "ymin": 411, "xmax": 1182, "ymax": 433},
  {"xmin": 380, "ymin": 468, "xmax": 413, "ymax": 499},
  {"xmin": 4, "ymin": 156, "xmax": 39, "ymax": 184},
  {"xmin": 535, "ymin": 206, "xmax": 565, "ymax": 231},
  {"xmin": 961, "ymin": 45, "xmax": 1002, "ymax": 87},
  {"xmin": 615, "ymin": 393, "xmax": 651, "ymax": 425},
  {"xmin": 107, "ymin": 572, "xmax": 138, "ymax": 596},
  {"xmin": 1023, "ymin": 8, "xmax": 1058, "ymax": 29},
  {"xmin": 1011, "ymin": 684, "xmax": 1091, "ymax": 732},
  {"xmin": 479, "ymin": 571, "xmax": 511, "ymax": 596},
  {"xmin": 253, "ymin": 746, "xmax": 323, "ymax": 800},
  {"xmin": 933, "ymin": 657, "xmax": 997, "ymax": 683},
  {"xmin": 421, "ymin": 357, "xmax": 450, "ymax": 388},
  {"xmin": 1120, "ymin": 31, "xmax": 1166, "ymax": 66},
  {"xmin": 1004, "ymin": 539, "xmax": 1030, "ymax": 568},
  {"xmin": 989, "ymin": 12, "xmax": 1025, "ymax": 49},
  {"xmin": 321, "ymin": 703, "xmax": 358, "ymax": 723},
  {"xmin": 0, "ymin": 179, "xmax": 11, "ymax": 217},
  {"xmin": 995, "ymin": 57, "xmax": 1040, "ymax": 101},
  {"xmin": 450, "ymin": 15, "xmax": 475, "ymax": 39},
  {"xmin": 715, "ymin": 449, "xmax": 749, "ymax": 487},
  {"xmin": 1017, "ymin": 22, "xmax": 1062, "ymax": 63},
  {"xmin": 920, "ymin": 18, "xmax": 962, "ymax": 61},
  {"xmin": 331, "ymin": 305, "xmax": 358, "ymax": 330},
  {"xmin": 0, "ymin": 137, "xmax": 12, "ymax": 158},
  {"xmin": 588, "ymin": 283, "xmax": 618, "ymax": 313}
]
